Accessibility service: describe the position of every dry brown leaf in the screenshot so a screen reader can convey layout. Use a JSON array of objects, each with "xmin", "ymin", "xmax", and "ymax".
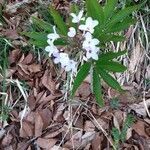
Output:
[
  {"xmin": 28, "ymin": 64, "xmax": 41, "ymax": 73},
  {"xmin": 2, "ymin": 29, "xmax": 19, "ymax": 39},
  {"xmin": 81, "ymin": 131, "xmax": 96, "ymax": 147},
  {"xmin": 91, "ymin": 133, "xmax": 103, "ymax": 150},
  {"xmin": 129, "ymin": 42, "xmax": 144, "ymax": 73},
  {"xmin": 84, "ymin": 120, "xmax": 95, "ymax": 132},
  {"xmin": 53, "ymin": 103, "xmax": 65, "ymax": 122},
  {"xmin": 132, "ymin": 120, "xmax": 149, "ymax": 139},
  {"xmin": 36, "ymin": 138, "xmax": 57, "ymax": 149},
  {"xmin": 113, "ymin": 110, "xmax": 124, "ymax": 131},
  {"xmin": 38, "ymin": 108, "xmax": 52, "ymax": 129},
  {"xmin": 9, "ymin": 49, "xmax": 21, "ymax": 64},
  {"xmin": 34, "ymin": 111, "xmax": 44, "ymax": 137},
  {"xmin": 19, "ymin": 120, "xmax": 34, "ymax": 138},
  {"xmin": 17, "ymin": 141, "xmax": 30, "ymax": 150},
  {"xmin": 1, "ymin": 133, "xmax": 13, "ymax": 147},
  {"xmin": 75, "ymin": 82, "xmax": 91, "ymax": 99},
  {"xmin": 64, "ymin": 131, "xmax": 82, "ymax": 149},
  {"xmin": 21, "ymin": 53, "xmax": 33, "ymax": 65},
  {"xmin": 129, "ymin": 99, "xmax": 150, "ymax": 117},
  {"xmin": 44, "ymin": 127, "xmax": 64, "ymax": 138},
  {"xmin": 28, "ymin": 92, "xmax": 36, "ymax": 110},
  {"xmin": 42, "ymin": 69, "xmax": 56, "ymax": 94},
  {"xmin": 3, "ymin": 145, "xmax": 14, "ymax": 150}
]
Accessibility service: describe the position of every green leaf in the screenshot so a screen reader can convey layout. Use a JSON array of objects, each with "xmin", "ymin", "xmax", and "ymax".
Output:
[
  {"xmin": 32, "ymin": 17, "xmax": 53, "ymax": 32},
  {"xmin": 103, "ymin": 0, "xmax": 117, "ymax": 22},
  {"xmin": 49, "ymin": 6, "xmax": 68, "ymax": 35},
  {"xmin": 106, "ymin": 17, "xmax": 136, "ymax": 33},
  {"xmin": 96, "ymin": 61, "xmax": 127, "ymax": 72},
  {"xmin": 21, "ymin": 32, "xmax": 47, "ymax": 41},
  {"xmin": 93, "ymin": 67, "xmax": 104, "ymax": 106},
  {"xmin": 96, "ymin": 67, "xmax": 122, "ymax": 92},
  {"xmin": 107, "ymin": 3, "xmax": 142, "ymax": 28},
  {"xmin": 29, "ymin": 39, "xmax": 47, "ymax": 47},
  {"xmin": 71, "ymin": 62, "xmax": 91, "ymax": 97},
  {"xmin": 99, "ymin": 50, "xmax": 127, "ymax": 61},
  {"xmin": 86, "ymin": 0, "xmax": 104, "ymax": 25},
  {"xmin": 99, "ymin": 34, "xmax": 125, "ymax": 42}
]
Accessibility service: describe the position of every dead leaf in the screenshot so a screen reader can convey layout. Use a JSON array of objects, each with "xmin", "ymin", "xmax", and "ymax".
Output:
[
  {"xmin": 132, "ymin": 120, "xmax": 149, "ymax": 139},
  {"xmin": 75, "ymin": 82, "xmax": 91, "ymax": 99},
  {"xmin": 34, "ymin": 111, "xmax": 44, "ymax": 137},
  {"xmin": 1, "ymin": 133, "xmax": 13, "ymax": 147},
  {"xmin": 81, "ymin": 131, "xmax": 96, "ymax": 147},
  {"xmin": 129, "ymin": 42, "xmax": 144, "ymax": 73},
  {"xmin": 19, "ymin": 120, "xmax": 34, "ymax": 138},
  {"xmin": 21, "ymin": 53, "xmax": 33, "ymax": 65},
  {"xmin": 28, "ymin": 64, "xmax": 41, "ymax": 73},
  {"xmin": 36, "ymin": 138, "xmax": 57, "ymax": 149},
  {"xmin": 129, "ymin": 99, "xmax": 150, "ymax": 117},
  {"xmin": 2, "ymin": 29, "xmax": 19, "ymax": 39},
  {"xmin": 9, "ymin": 49, "xmax": 21, "ymax": 65},
  {"xmin": 28, "ymin": 92, "xmax": 36, "ymax": 110},
  {"xmin": 91, "ymin": 133, "xmax": 103, "ymax": 150},
  {"xmin": 17, "ymin": 141, "xmax": 30, "ymax": 150},
  {"xmin": 38, "ymin": 108, "xmax": 52, "ymax": 129},
  {"xmin": 42, "ymin": 69, "xmax": 56, "ymax": 94},
  {"xmin": 84, "ymin": 120, "xmax": 95, "ymax": 132}
]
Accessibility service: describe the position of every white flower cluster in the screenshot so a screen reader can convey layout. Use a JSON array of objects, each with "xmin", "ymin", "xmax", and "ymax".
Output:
[{"xmin": 45, "ymin": 10, "xmax": 100, "ymax": 73}]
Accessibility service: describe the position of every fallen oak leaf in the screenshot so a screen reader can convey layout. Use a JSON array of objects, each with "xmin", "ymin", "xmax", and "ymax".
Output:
[
  {"xmin": 36, "ymin": 138, "xmax": 57, "ymax": 149},
  {"xmin": 2, "ymin": 29, "xmax": 19, "ymax": 40},
  {"xmin": 42, "ymin": 69, "xmax": 56, "ymax": 94},
  {"xmin": 28, "ymin": 64, "xmax": 41, "ymax": 73}
]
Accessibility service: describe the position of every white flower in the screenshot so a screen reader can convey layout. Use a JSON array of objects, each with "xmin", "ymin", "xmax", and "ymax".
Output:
[
  {"xmin": 82, "ymin": 32, "xmax": 99, "ymax": 50},
  {"xmin": 54, "ymin": 53, "xmax": 70, "ymax": 68},
  {"xmin": 45, "ymin": 45, "xmax": 59, "ymax": 57},
  {"xmin": 70, "ymin": 10, "xmax": 85, "ymax": 23},
  {"xmin": 65, "ymin": 60, "xmax": 77, "ymax": 73},
  {"xmin": 79, "ymin": 17, "xmax": 99, "ymax": 33},
  {"xmin": 67, "ymin": 27, "xmax": 76, "ymax": 37},
  {"xmin": 47, "ymin": 26, "xmax": 60, "ymax": 45},
  {"xmin": 86, "ymin": 47, "xmax": 99, "ymax": 60}
]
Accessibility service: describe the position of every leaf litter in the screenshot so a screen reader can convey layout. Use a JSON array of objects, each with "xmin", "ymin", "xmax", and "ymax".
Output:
[{"xmin": 0, "ymin": 1, "xmax": 150, "ymax": 150}]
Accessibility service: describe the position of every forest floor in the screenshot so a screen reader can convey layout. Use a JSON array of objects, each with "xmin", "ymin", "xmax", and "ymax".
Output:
[{"xmin": 0, "ymin": 0, "xmax": 150, "ymax": 150}]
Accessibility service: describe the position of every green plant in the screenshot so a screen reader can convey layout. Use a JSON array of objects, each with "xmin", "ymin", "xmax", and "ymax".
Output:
[
  {"xmin": 111, "ymin": 114, "xmax": 135, "ymax": 149},
  {"xmin": 110, "ymin": 97, "xmax": 120, "ymax": 109},
  {"xmin": 22, "ymin": 0, "xmax": 145, "ymax": 106},
  {"xmin": 0, "ymin": 37, "xmax": 11, "ymax": 121}
]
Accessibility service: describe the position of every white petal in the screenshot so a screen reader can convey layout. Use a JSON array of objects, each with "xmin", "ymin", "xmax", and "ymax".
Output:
[
  {"xmin": 70, "ymin": 13, "xmax": 76, "ymax": 18},
  {"xmin": 45, "ymin": 46, "xmax": 51, "ymax": 52},
  {"xmin": 93, "ymin": 20, "xmax": 99, "ymax": 27},
  {"xmin": 92, "ymin": 39, "xmax": 100, "ymax": 45},
  {"xmin": 67, "ymin": 27, "xmax": 76, "ymax": 37},
  {"xmin": 86, "ymin": 17, "xmax": 92, "ymax": 25},
  {"xmin": 84, "ymin": 32, "xmax": 92, "ymax": 40},
  {"xmin": 92, "ymin": 53, "xmax": 98, "ymax": 60},
  {"xmin": 79, "ymin": 24, "xmax": 86, "ymax": 31},
  {"xmin": 78, "ymin": 10, "xmax": 84, "ymax": 20}
]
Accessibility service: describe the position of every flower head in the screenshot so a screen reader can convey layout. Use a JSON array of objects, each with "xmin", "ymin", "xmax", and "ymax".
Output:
[
  {"xmin": 82, "ymin": 32, "xmax": 99, "ymax": 50},
  {"xmin": 79, "ymin": 17, "xmax": 99, "ymax": 33},
  {"xmin": 85, "ymin": 47, "xmax": 99, "ymax": 60},
  {"xmin": 47, "ymin": 26, "xmax": 60, "ymax": 45},
  {"xmin": 45, "ymin": 45, "xmax": 59, "ymax": 57},
  {"xmin": 54, "ymin": 53, "xmax": 70, "ymax": 68},
  {"xmin": 70, "ymin": 10, "xmax": 85, "ymax": 23},
  {"xmin": 65, "ymin": 60, "xmax": 77, "ymax": 73},
  {"xmin": 67, "ymin": 27, "xmax": 76, "ymax": 38}
]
